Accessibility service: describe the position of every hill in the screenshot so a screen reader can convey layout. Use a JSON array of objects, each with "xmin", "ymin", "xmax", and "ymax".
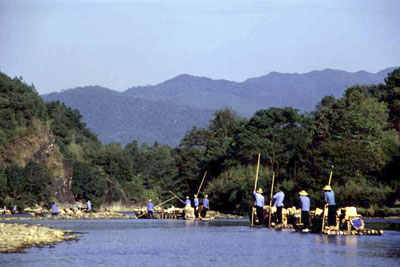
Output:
[
  {"xmin": 43, "ymin": 67, "xmax": 396, "ymax": 145},
  {"xmin": 125, "ymin": 68, "xmax": 396, "ymax": 116},
  {"xmin": 42, "ymin": 86, "xmax": 213, "ymax": 146}
]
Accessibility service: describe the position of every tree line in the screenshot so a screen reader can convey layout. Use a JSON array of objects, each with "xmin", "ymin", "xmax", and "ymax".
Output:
[{"xmin": 0, "ymin": 69, "xmax": 399, "ymax": 214}]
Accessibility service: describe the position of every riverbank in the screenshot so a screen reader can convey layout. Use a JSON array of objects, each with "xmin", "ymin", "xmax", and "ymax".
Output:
[
  {"xmin": 0, "ymin": 223, "xmax": 77, "ymax": 253},
  {"xmin": 1, "ymin": 211, "xmax": 135, "ymax": 221},
  {"xmin": 357, "ymin": 207, "xmax": 400, "ymax": 218},
  {"xmin": 1, "ymin": 210, "xmax": 242, "ymax": 221}
]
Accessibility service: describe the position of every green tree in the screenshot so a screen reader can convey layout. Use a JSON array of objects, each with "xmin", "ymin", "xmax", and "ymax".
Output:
[{"xmin": 72, "ymin": 162, "xmax": 106, "ymax": 207}]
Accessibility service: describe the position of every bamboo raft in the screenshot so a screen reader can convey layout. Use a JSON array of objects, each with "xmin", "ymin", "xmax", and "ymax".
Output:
[
  {"xmin": 133, "ymin": 207, "xmax": 215, "ymax": 221},
  {"xmin": 321, "ymin": 229, "xmax": 383, "ymax": 236},
  {"xmin": 253, "ymin": 206, "xmax": 383, "ymax": 236}
]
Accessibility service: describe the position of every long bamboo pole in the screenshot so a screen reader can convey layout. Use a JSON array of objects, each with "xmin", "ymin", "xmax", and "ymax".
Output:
[
  {"xmin": 268, "ymin": 171, "xmax": 275, "ymax": 228},
  {"xmin": 137, "ymin": 196, "xmax": 177, "ymax": 218},
  {"xmin": 154, "ymin": 196, "xmax": 177, "ymax": 209},
  {"xmin": 169, "ymin": 190, "xmax": 184, "ymax": 203},
  {"xmin": 328, "ymin": 165, "xmax": 334, "ymax": 186},
  {"xmin": 251, "ymin": 153, "xmax": 261, "ymax": 227},
  {"xmin": 321, "ymin": 165, "xmax": 334, "ymax": 231},
  {"xmin": 196, "ymin": 171, "xmax": 208, "ymax": 196}
]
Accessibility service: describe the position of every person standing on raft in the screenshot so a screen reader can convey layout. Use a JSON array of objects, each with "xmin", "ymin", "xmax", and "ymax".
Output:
[
  {"xmin": 323, "ymin": 185, "xmax": 336, "ymax": 230},
  {"xmin": 194, "ymin": 194, "xmax": 199, "ymax": 218},
  {"xmin": 299, "ymin": 190, "xmax": 310, "ymax": 229},
  {"xmin": 147, "ymin": 199, "xmax": 154, "ymax": 218},
  {"xmin": 253, "ymin": 188, "xmax": 265, "ymax": 225},
  {"xmin": 183, "ymin": 196, "xmax": 191, "ymax": 207},
  {"xmin": 273, "ymin": 186, "xmax": 285, "ymax": 225},
  {"xmin": 202, "ymin": 194, "xmax": 209, "ymax": 218}
]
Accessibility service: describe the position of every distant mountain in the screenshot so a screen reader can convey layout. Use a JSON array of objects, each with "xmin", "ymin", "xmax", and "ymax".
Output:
[
  {"xmin": 42, "ymin": 86, "xmax": 213, "ymax": 146},
  {"xmin": 125, "ymin": 67, "xmax": 396, "ymax": 116},
  {"xmin": 42, "ymin": 67, "xmax": 396, "ymax": 145}
]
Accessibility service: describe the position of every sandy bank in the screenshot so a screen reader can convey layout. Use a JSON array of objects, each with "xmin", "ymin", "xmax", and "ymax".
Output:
[{"xmin": 0, "ymin": 223, "xmax": 77, "ymax": 253}]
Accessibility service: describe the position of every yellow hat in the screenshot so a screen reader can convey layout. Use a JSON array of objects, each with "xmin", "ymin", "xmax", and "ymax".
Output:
[
  {"xmin": 299, "ymin": 190, "xmax": 308, "ymax": 196},
  {"xmin": 148, "ymin": 199, "xmax": 152, "ymax": 202},
  {"xmin": 323, "ymin": 185, "xmax": 332, "ymax": 191},
  {"xmin": 194, "ymin": 194, "xmax": 197, "ymax": 198},
  {"xmin": 205, "ymin": 194, "xmax": 208, "ymax": 198},
  {"xmin": 257, "ymin": 188, "xmax": 263, "ymax": 194},
  {"xmin": 186, "ymin": 196, "xmax": 189, "ymax": 199}
]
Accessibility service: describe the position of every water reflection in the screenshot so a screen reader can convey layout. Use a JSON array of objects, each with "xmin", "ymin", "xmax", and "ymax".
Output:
[{"xmin": 315, "ymin": 235, "xmax": 358, "ymax": 248}]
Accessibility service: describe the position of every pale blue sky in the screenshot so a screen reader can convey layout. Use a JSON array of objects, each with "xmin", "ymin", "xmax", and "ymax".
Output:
[{"xmin": 0, "ymin": 0, "xmax": 399, "ymax": 94}]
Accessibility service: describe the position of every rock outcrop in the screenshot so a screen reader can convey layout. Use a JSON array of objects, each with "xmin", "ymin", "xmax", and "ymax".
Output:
[
  {"xmin": 1, "ymin": 120, "xmax": 75, "ymax": 203},
  {"xmin": 0, "ymin": 223, "xmax": 77, "ymax": 253}
]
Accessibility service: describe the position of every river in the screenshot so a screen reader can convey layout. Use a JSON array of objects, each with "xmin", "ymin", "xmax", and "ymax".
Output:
[{"xmin": 1, "ymin": 219, "xmax": 399, "ymax": 267}]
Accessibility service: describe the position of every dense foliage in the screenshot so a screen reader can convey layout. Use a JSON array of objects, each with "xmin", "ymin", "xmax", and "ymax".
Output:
[{"xmin": 0, "ymin": 69, "xmax": 399, "ymax": 213}]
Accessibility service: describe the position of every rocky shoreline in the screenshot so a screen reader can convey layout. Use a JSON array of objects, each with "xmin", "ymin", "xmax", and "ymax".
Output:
[
  {"xmin": 0, "ymin": 223, "xmax": 77, "ymax": 253},
  {"xmin": 1, "ymin": 210, "xmax": 243, "ymax": 221},
  {"xmin": 1, "ymin": 211, "xmax": 135, "ymax": 221}
]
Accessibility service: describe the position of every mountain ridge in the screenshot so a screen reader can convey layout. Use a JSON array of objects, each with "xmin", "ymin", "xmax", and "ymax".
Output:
[{"xmin": 42, "ymin": 67, "xmax": 397, "ymax": 145}]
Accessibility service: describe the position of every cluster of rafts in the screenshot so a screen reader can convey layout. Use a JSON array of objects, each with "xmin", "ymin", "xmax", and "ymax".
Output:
[
  {"xmin": 133, "ymin": 205, "xmax": 214, "ymax": 221},
  {"xmin": 251, "ymin": 205, "xmax": 383, "ymax": 236}
]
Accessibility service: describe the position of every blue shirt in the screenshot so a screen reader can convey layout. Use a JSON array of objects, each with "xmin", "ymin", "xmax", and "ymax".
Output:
[
  {"xmin": 253, "ymin": 190, "xmax": 265, "ymax": 207},
  {"xmin": 324, "ymin": 191, "xmax": 336, "ymax": 206},
  {"xmin": 52, "ymin": 204, "xmax": 58, "ymax": 213},
  {"xmin": 203, "ymin": 198, "xmax": 209, "ymax": 209},
  {"xmin": 194, "ymin": 198, "xmax": 199, "ymax": 207},
  {"xmin": 299, "ymin": 196, "xmax": 310, "ymax": 211},
  {"xmin": 273, "ymin": 191, "xmax": 285, "ymax": 207},
  {"xmin": 147, "ymin": 202, "xmax": 154, "ymax": 211},
  {"xmin": 184, "ymin": 199, "xmax": 191, "ymax": 206}
]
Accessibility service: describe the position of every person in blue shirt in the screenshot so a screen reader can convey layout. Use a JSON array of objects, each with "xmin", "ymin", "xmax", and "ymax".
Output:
[
  {"xmin": 273, "ymin": 186, "xmax": 285, "ymax": 224},
  {"xmin": 253, "ymin": 188, "xmax": 265, "ymax": 225},
  {"xmin": 184, "ymin": 196, "xmax": 191, "ymax": 207},
  {"xmin": 202, "ymin": 194, "xmax": 209, "ymax": 217},
  {"xmin": 87, "ymin": 200, "xmax": 92, "ymax": 212},
  {"xmin": 12, "ymin": 205, "xmax": 17, "ymax": 215},
  {"xmin": 323, "ymin": 185, "xmax": 336, "ymax": 229},
  {"xmin": 51, "ymin": 202, "xmax": 58, "ymax": 216},
  {"xmin": 299, "ymin": 190, "xmax": 310, "ymax": 228},
  {"xmin": 194, "ymin": 194, "xmax": 199, "ymax": 218},
  {"xmin": 147, "ymin": 199, "xmax": 154, "ymax": 218}
]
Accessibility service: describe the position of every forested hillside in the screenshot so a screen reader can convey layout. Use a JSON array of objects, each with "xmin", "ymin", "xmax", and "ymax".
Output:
[
  {"xmin": 1, "ymin": 69, "xmax": 400, "ymax": 215},
  {"xmin": 42, "ymin": 86, "xmax": 212, "ymax": 145}
]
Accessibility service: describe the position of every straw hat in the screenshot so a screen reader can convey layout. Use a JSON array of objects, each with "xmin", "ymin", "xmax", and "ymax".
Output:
[
  {"xmin": 299, "ymin": 190, "xmax": 308, "ymax": 196},
  {"xmin": 257, "ymin": 188, "xmax": 263, "ymax": 194},
  {"xmin": 323, "ymin": 185, "xmax": 332, "ymax": 191},
  {"xmin": 148, "ymin": 199, "xmax": 152, "ymax": 202},
  {"xmin": 194, "ymin": 194, "xmax": 198, "ymax": 198},
  {"xmin": 186, "ymin": 196, "xmax": 189, "ymax": 199},
  {"xmin": 205, "ymin": 194, "xmax": 208, "ymax": 198}
]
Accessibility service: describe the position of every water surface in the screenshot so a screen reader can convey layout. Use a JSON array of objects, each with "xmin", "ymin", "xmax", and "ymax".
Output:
[{"xmin": 1, "ymin": 219, "xmax": 399, "ymax": 267}]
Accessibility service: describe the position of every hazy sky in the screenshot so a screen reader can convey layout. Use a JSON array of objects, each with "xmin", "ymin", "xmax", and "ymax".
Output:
[{"xmin": 0, "ymin": 0, "xmax": 399, "ymax": 94}]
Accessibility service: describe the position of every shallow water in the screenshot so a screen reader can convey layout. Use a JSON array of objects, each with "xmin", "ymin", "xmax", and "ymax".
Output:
[{"xmin": 1, "ymin": 219, "xmax": 399, "ymax": 267}]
